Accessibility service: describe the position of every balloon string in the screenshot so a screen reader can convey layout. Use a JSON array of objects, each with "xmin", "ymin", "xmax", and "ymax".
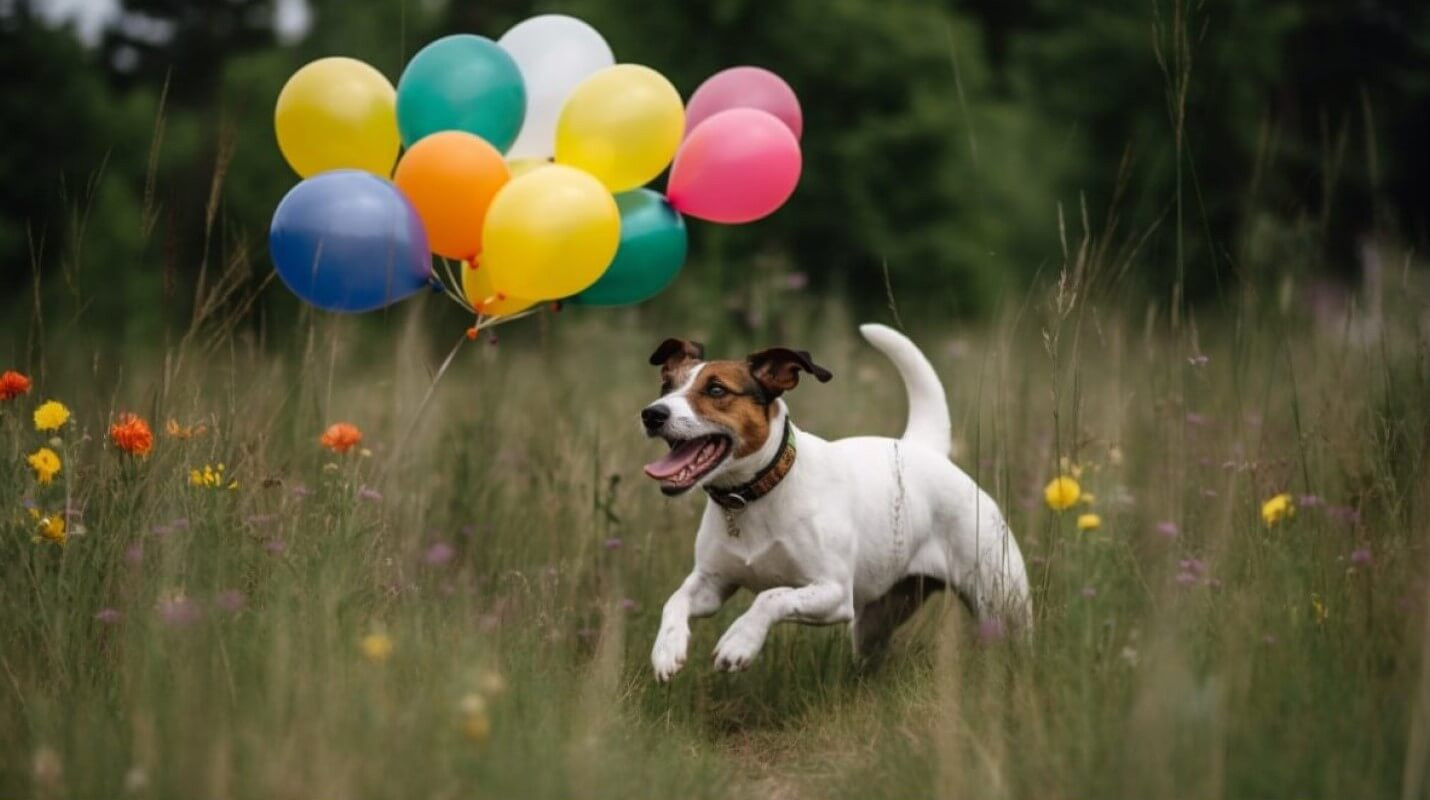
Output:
[{"xmin": 378, "ymin": 331, "xmax": 468, "ymax": 482}]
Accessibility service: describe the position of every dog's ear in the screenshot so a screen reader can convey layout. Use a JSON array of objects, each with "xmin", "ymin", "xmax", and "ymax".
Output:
[
  {"xmin": 747, "ymin": 347, "xmax": 833, "ymax": 399},
  {"xmin": 649, "ymin": 338, "xmax": 705, "ymax": 370}
]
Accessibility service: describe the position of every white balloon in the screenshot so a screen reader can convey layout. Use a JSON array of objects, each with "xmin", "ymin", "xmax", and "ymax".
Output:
[{"xmin": 498, "ymin": 15, "xmax": 615, "ymax": 159}]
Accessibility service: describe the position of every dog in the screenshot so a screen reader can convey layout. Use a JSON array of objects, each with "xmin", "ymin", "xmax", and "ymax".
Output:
[{"xmin": 642, "ymin": 324, "xmax": 1031, "ymax": 680}]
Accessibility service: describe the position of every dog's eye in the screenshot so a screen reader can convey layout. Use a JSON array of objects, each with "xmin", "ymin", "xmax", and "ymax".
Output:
[{"xmin": 706, "ymin": 383, "xmax": 727, "ymax": 398}]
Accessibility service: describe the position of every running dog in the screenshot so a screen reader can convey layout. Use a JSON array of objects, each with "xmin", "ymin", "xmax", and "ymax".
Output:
[{"xmin": 642, "ymin": 324, "xmax": 1031, "ymax": 680}]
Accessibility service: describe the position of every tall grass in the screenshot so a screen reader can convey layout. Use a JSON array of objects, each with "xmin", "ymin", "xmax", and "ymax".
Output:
[{"xmin": 2, "ymin": 251, "xmax": 1427, "ymax": 797}]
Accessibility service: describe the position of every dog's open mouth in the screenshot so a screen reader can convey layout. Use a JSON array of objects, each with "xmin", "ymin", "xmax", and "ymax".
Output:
[{"xmin": 644, "ymin": 434, "xmax": 732, "ymax": 494}]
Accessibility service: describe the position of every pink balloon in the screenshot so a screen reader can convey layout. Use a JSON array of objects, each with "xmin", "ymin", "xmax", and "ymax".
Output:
[
  {"xmin": 684, "ymin": 66, "xmax": 802, "ymax": 140},
  {"xmin": 668, "ymin": 108, "xmax": 802, "ymax": 225}
]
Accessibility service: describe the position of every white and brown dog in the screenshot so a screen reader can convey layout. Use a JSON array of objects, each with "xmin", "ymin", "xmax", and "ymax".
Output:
[{"xmin": 642, "ymin": 324, "xmax": 1032, "ymax": 680}]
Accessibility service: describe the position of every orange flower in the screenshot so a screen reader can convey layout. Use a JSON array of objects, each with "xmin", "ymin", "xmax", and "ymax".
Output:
[
  {"xmin": 109, "ymin": 413, "xmax": 154, "ymax": 457},
  {"xmin": 166, "ymin": 418, "xmax": 209, "ymax": 439},
  {"xmin": 0, "ymin": 370, "xmax": 31, "ymax": 401},
  {"xmin": 320, "ymin": 422, "xmax": 363, "ymax": 454}
]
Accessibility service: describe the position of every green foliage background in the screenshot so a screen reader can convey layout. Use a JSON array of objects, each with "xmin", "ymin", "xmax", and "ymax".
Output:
[{"xmin": 2, "ymin": 0, "xmax": 1428, "ymax": 345}]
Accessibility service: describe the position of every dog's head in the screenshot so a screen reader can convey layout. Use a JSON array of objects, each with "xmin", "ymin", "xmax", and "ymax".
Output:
[{"xmin": 640, "ymin": 337, "xmax": 833, "ymax": 495}]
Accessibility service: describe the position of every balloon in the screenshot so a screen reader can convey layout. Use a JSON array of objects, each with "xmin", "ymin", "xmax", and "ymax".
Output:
[
  {"xmin": 668, "ymin": 108, "xmax": 801, "ymax": 224},
  {"xmin": 461, "ymin": 259, "xmax": 537, "ymax": 317},
  {"xmin": 573, "ymin": 190, "xmax": 687, "ymax": 306},
  {"xmin": 396, "ymin": 35, "xmax": 526, "ymax": 151},
  {"xmin": 393, "ymin": 131, "xmax": 509, "ymax": 260},
  {"xmin": 269, "ymin": 171, "xmax": 432, "ymax": 313},
  {"xmin": 507, "ymin": 158, "xmax": 552, "ymax": 178},
  {"xmin": 482, "ymin": 165, "xmax": 620, "ymax": 300},
  {"xmin": 498, "ymin": 15, "xmax": 615, "ymax": 160},
  {"xmin": 274, "ymin": 57, "xmax": 400, "ymax": 178},
  {"xmin": 554, "ymin": 64, "xmax": 684, "ymax": 192},
  {"xmin": 685, "ymin": 66, "xmax": 802, "ymax": 140}
]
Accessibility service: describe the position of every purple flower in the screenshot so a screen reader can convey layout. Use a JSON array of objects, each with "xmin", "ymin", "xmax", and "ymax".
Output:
[
  {"xmin": 1298, "ymin": 494, "xmax": 1324, "ymax": 508},
  {"xmin": 95, "ymin": 608, "xmax": 122, "ymax": 624},
  {"xmin": 424, "ymin": 542, "xmax": 456, "ymax": 566},
  {"xmin": 618, "ymin": 597, "xmax": 639, "ymax": 612},
  {"xmin": 1175, "ymin": 571, "xmax": 1199, "ymax": 586},
  {"xmin": 784, "ymin": 271, "xmax": 809, "ymax": 291},
  {"xmin": 291, "ymin": 484, "xmax": 312, "ymax": 499},
  {"xmin": 977, "ymin": 617, "xmax": 1006, "ymax": 644},
  {"xmin": 124, "ymin": 544, "xmax": 144, "ymax": 567},
  {"xmin": 264, "ymin": 538, "xmax": 287, "ymax": 555},
  {"xmin": 602, "ymin": 538, "xmax": 623, "ymax": 551},
  {"xmin": 1178, "ymin": 558, "xmax": 1207, "ymax": 577},
  {"xmin": 215, "ymin": 590, "xmax": 247, "ymax": 614},
  {"xmin": 21, "ymin": 497, "xmax": 36, "ymax": 510},
  {"xmin": 358, "ymin": 486, "xmax": 383, "ymax": 502},
  {"xmin": 1154, "ymin": 521, "xmax": 1179, "ymax": 539},
  {"xmin": 1350, "ymin": 547, "xmax": 1373, "ymax": 566},
  {"xmin": 170, "ymin": 517, "xmax": 189, "ymax": 531},
  {"xmin": 1081, "ymin": 586, "xmax": 1098, "ymax": 598},
  {"xmin": 157, "ymin": 596, "xmax": 202, "ymax": 626}
]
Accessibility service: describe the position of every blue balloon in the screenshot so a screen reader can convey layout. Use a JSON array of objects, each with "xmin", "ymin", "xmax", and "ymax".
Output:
[{"xmin": 269, "ymin": 171, "xmax": 432, "ymax": 313}]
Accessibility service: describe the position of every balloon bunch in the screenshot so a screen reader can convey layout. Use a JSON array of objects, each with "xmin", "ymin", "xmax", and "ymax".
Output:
[{"xmin": 269, "ymin": 15, "xmax": 803, "ymax": 330}]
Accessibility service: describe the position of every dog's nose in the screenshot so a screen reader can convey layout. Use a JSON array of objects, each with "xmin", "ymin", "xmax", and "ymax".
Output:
[{"xmin": 641, "ymin": 404, "xmax": 670, "ymax": 432}]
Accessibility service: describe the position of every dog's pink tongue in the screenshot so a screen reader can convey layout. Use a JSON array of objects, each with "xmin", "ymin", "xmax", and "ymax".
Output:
[{"xmin": 645, "ymin": 439, "xmax": 705, "ymax": 480}]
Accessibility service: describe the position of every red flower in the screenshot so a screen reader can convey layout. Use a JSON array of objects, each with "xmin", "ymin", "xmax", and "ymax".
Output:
[
  {"xmin": 0, "ymin": 370, "xmax": 31, "ymax": 401},
  {"xmin": 110, "ymin": 413, "xmax": 154, "ymax": 457},
  {"xmin": 320, "ymin": 422, "xmax": 363, "ymax": 454}
]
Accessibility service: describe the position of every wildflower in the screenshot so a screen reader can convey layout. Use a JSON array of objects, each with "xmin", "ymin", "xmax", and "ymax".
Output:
[
  {"xmin": 424, "ymin": 542, "xmax": 456, "ymax": 566},
  {"xmin": 459, "ymin": 692, "xmax": 491, "ymax": 742},
  {"xmin": 1044, "ymin": 476, "xmax": 1082, "ymax": 511},
  {"xmin": 94, "ymin": 608, "xmax": 122, "ymax": 624},
  {"xmin": 602, "ymin": 537, "xmax": 623, "ymax": 550},
  {"xmin": 264, "ymin": 538, "xmax": 288, "ymax": 555},
  {"xmin": 1154, "ymin": 520, "xmax": 1179, "ymax": 539},
  {"xmin": 215, "ymin": 590, "xmax": 247, "ymax": 614},
  {"xmin": 1076, "ymin": 513, "xmax": 1102, "ymax": 532},
  {"xmin": 1119, "ymin": 646, "xmax": 1140, "ymax": 667},
  {"xmin": 156, "ymin": 593, "xmax": 202, "ymax": 626},
  {"xmin": 110, "ymin": 413, "xmax": 154, "ymax": 456},
  {"xmin": 33, "ymin": 400, "xmax": 70, "ymax": 432},
  {"xmin": 1350, "ymin": 547, "xmax": 1372, "ymax": 566},
  {"xmin": 1311, "ymin": 593, "xmax": 1329, "ymax": 625},
  {"xmin": 320, "ymin": 422, "xmax": 363, "ymax": 454},
  {"xmin": 619, "ymin": 597, "xmax": 639, "ymax": 612},
  {"xmin": 360, "ymin": 631, "xmax": 393, "ymax": 663},
  {"xmin": 164, "ymin": 418, "xmax": 207, "ymax": 439},
  {"xmin": 27, "ymin": 447, "xmax": 60, "ymax": 484},
  {"xmin": 29, "ymin": 508, "xmax": 66, "ymax": 545},
  {"xmin": 0, "ymin": 369, "xmax": 31, "ymax": 400},
  {"xmin": 1080, "ymin": 492, "xmax": 1096, "ymax": 505},
  {"xmin": 1261, "ymin": 493, "xmax": 1295, "ymax": 527},
  {"xmin": 188, "ymin": 463, "xmax": 237, "ymax": 490},
  {"xmin": 124, "ymin": 544, "xmax": 144, "ymax": 567},
  {"xmin": 358, "ymin": 485, "xmax": 383, "ymax": 502}
]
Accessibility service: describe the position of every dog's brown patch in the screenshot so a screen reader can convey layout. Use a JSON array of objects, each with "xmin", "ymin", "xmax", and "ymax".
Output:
[{"xmin": 685, "ymin": 361, "xmax": 773, "ymax": 458}]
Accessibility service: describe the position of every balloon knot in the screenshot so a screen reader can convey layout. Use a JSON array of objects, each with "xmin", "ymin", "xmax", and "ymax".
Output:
[
  {"xmin": 551, "ymin": 301, "xmax": 564, "ymax": 313},
  {"xmin": 465, "ymin": 326, "xmax": 479, "ymax": 341}
]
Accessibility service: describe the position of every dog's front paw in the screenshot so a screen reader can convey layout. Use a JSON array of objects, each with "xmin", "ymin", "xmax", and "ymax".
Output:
[
  {"xmin": 712, "ymin": 619, "xmax": 767, "ymax": 672},
  {"xmin": 651, "ymin": 626, "xmax": 690, "ymax": 683}
]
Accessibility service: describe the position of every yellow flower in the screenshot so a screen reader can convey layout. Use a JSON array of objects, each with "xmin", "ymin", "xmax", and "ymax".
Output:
[
  {"xmin": 1044, "ymin": 476, "xmax": 1082, "ymax": 511},
  {"xmin": 188, "ymin": 463, "xmax": 238, "ymax": 490},
  {"xmin": 459, "ymin": 693, "xmax": 491, "ymax": 742},
  {"xmin": 1261, "ymin": 493, "xmax": 1295, "ymax": 527},
  {"xmin": 29, "ymin": 508, "xmax": 66, "ymax": 546},
  {"xmin": 1076, "ymin": 513, "xmax": 1102, "ymax": 532},
  {"xmin": 1311, "ymin": 593, "xmax": 1328, "ymax": 625},
  {"xmin": 360, "ymin": 632, "xmax": 393, "ymax": 663},
  {"xmin": 27, "ymin": 447, "xmax": 61, "ymax": 484},
  {"xmin": 33, "ymin": 400, "xmax": 70, "ymax": 432},
  {"xmin": 476, "ymin": 670, "xmax": 508, "ymax": 696},
  {"xmin": 1080, "ymin": 492, "xmax": 1097, "ymax": 506}
]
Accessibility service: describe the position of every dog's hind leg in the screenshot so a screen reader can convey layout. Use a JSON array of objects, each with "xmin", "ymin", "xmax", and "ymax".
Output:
[{"xmin": 851, "ymin": 575, "xmax": 945, "ymax": 660}]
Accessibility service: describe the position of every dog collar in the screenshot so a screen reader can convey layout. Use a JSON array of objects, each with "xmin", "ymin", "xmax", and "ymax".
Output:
[{"xmin": 705, "ymin": 417, "xmax": 796, "ymax": 511}]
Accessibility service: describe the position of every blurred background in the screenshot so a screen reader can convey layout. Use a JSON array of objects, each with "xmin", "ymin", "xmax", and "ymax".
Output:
[{"xmin": 2, "ymin": 0, "xmax": 1428, "ymax": 345}]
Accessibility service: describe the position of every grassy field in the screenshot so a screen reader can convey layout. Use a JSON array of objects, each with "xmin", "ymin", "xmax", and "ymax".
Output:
[{"xmin": 2, "ymin": 267, "xmax": 1429, "ymax": 799}]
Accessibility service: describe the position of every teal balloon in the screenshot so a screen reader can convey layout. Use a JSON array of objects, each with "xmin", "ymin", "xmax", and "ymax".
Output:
[
  {"xmin": 574, "ymin": 190, "xmax": 688, "ymax": 306},
  {"xmin": 396, "ymin": 34, "xmax": 526, "ymax": 151}
]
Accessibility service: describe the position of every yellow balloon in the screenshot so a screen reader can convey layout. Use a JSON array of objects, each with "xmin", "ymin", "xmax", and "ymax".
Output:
[
  {"xmin": 555, "ymin": 64, "xmax": 684, "ymax": 192},
  {"xmin": 506, "ymin": 158, "xmax": 552, "ymax": 178},
  {"xmin": 275, "ymin": 57, "xmax": 400, "ymax": 178},
  {"xmin": 483, "ymin": 165, "xmax": 620, "ymax": 300},
  {"xmin": 461, "ymin": 259, "xmax": 537, "ymax": 317}
]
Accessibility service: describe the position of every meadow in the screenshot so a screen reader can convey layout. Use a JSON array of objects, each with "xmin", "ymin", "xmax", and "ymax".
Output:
[{"xmin": 2, "ymin": 260, "xmax": 1429, "ymax": 799}]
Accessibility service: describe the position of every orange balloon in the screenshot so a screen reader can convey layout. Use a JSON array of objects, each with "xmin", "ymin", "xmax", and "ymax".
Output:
[{"xmin": 394, "ymin": 131, "xmax": 509, "ymax": 260}]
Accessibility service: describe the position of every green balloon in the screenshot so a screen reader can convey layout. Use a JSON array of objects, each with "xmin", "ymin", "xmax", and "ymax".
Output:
[
  {"xmin": 574, "ymin": 190, "xmax": 688, "ymax": 306},
  {"xmin": 396, "ymin": 35, "xmax": 526, "ymax": 151}
]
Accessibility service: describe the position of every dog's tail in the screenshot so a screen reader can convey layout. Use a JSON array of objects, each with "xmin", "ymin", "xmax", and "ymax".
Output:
[{"xmin": 859, "ymin": 323, "xmax": 951, "ymax": 458}]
